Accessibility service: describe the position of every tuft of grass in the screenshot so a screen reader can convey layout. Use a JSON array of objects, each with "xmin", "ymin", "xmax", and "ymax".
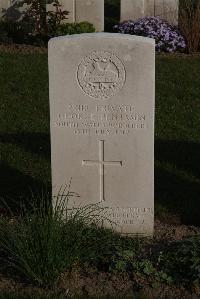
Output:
[{"xmin": 0, "ymin": 185, "xmax": 142, "ymax": 287}]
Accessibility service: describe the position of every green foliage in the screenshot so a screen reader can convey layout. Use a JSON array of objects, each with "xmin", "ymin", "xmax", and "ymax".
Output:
[
  {"xmin": 109, "ymin": 252, "xmax": 173, "ymax": 286},
  {"xmin": 19, "ymin": 0, "xmax": 69, "ymax": 36},
  {"xmin": 0, "ymin": 53, "xmax": 200, "ymax": 224},
  {"xmin": 0, "ymin": 19, "xmax": 36, "ymax": 45},
  {"xmin": 0, "ymin": 185, "xmax": 134, "ymax": 287},
  {"xmin": 55, "ymin": 22, "xmax": 95, "ymax": 36},
  {"xmin": 0, "ymin": 0, "xmax": 69, "ymax": 45},
  {"xmin": 0, "ymin": 21, "xmax": 9, "ymax": 43},
  {"xmin": 157, "ymin": 237, "xmax": 200, "ymax": 284},
  {"xmin": 0, "ymin": 52, "xmax": 200, "ymax": 293},
  {"xmin": 0, "ymin": 19, "xmax": 95, "ymax": 45}
]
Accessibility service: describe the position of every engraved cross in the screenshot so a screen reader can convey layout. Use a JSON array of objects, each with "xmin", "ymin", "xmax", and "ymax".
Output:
[{"xmin": 82, "ymin": 140, "xmax": 122, "ymax": 202}]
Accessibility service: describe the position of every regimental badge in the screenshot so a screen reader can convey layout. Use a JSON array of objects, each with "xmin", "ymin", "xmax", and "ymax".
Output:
[{"xmin": 77, "ymin": 51, "xmax": 126, "ymax": 99}]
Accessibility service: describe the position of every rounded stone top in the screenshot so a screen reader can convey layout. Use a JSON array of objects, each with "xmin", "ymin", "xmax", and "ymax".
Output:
[{"xmin": 48, "ymin": 33, "xmax": 155, "ymax": 47}]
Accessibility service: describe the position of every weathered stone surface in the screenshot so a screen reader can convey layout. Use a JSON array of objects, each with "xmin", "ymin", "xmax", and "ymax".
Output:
[
  {"xmin": 155, "ymin": 0, "xmax": 179, "ymax": 25},
  {"xmin": 0, "ymin": 0, "xmax": 15, "ymax": 18},
  {"xmin": 75, "ymin": 0, "xmax": 104, "ymax": 32},
  {"xmin": 121, "ymin": 0, "xmax": 145, "ymax": 22},
  {"xmin": 46, "ymin": 0, "xmax": 75, "ymax": 23},
  {"xmin": 48, "ymin": 33, "xmax": 155, "ymax": 235},
  {"xmin": 1, "ymin": 0, "xmax": 104, "ymax": 31},
  {"xmin": 145, "ymin": 0, "xmax": 155, "ymax": 16},
  {"xmin": 120, "ymin": 0, "xmax": 179, "ymax": 25},
  {"xmin": 47, "ymin": 0, "xmax": 104, "ymax": 31},
  {"xmin": 0, "ymin": 0, "xmax": 9, "ymax": 17},
  {"xmin": 61, "ymin": 0, "xmax": 75, "ymax": 23}
]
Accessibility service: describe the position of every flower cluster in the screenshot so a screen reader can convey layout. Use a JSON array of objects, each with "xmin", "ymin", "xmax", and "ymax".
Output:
[{"xmin": 114, "ymin": 16, "xmax": 186, "ymax": 53}]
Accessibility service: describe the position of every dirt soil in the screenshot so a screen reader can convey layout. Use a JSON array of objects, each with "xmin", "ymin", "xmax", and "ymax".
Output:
[
  {"xmin": 0, "ymin": 43, "xmax": 47, "ymax": 54},
  {"xmin": 0, "ymin": 220, "xmax": 200, "ymax": 298},
  {"xmin": 0, "ymin": 43, "xmax": 200, "ymax": 57}
]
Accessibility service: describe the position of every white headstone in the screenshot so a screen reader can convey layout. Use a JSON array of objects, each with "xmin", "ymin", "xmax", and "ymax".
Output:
[
  {"xmin": 49, "ymin": 33, "xmax": 155, "ymax": 235},
  {"xmin": 75, "ymin": 0, "xmax": 104, "ymax": 32},
  {"xmin": 121, "ymin": 0, "xmax": 145, "ymax": 22},
  {"xmin": 0, "ymin": 0, "xmax": 29, "ymax": 20},
  {"xmin": 61, "ymin": 0, "xmax": 75, "ymax": 23},
  {"xmin": 145, "ymin": 0, "xmax": 155, "ymax": 16},
  {"xmin": 47, "ymin": 0, "xmax": 104, "ymax": 31},
  {"xmin": 47, "ymin": 0, "xmax": 76, "ymax": 23},
  {"xmin": 155, "ymin": 0, "xmax": 179, "ymax": 25},
  {"xmin": 0, "ymin": 0, "xmax": 11, "ymax": 18},
  {"xmin": 120, "ymin": 0, "xmax": 179, "ymax": 25}
]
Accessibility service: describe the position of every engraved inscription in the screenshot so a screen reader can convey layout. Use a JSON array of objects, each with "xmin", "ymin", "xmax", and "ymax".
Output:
[
  {"xmin": 82, "ymin": 140, "xmax": 122, "ymax": 202},
  {"xmin": 55, "ymin": 104, "xmax": 147, "ymax": 136},
  {"xmin": 77, "ymin": 51, "xmax": 126, "ymax": 99},
  {"xmin": 109, "ymin": 207, "xmax": 154, "ymax": 226}
]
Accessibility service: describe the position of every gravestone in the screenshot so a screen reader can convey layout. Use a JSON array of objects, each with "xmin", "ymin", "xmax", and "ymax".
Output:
[
  {"xmin": 47, "ymin": 0, "xmax": 104, "ymax": 32},
  {"xmin": 155, "ymin": 0, "xmax": 179, "ymax": 25},
  {"xmin": 120, "ymin": 0, "xmax": 179, "ymax": 25},
  {"xmin": 0, "ymin": 0, "xmax": 10, "ymax": 18},
  {"xmin": 145, "ymin": 0, "xmax": 155, "ymax": 16},
  {"xmin": 46, "ymin": 0, "xmax": 76, "ymax": 23},
  {"xmin": 0, "ymin": 0, "xmax": 32, "ymax": 21},
  {"xmin": 60, "ymin": 0, "xmax": 75, "ymax": 23},
  {"xmin": 49, "ymin": 33, "xmax": 155, "ymax": 235},
  {"xmin": 75, "ymin": 0, "xmax": 104, "ymax": 32},
  {"xmin": 121, "ymin": 0, "xmax": 145, "ymax": 22}
]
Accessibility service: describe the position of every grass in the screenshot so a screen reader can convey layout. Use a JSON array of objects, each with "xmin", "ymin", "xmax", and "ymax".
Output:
[
  {"xmin": 0, "ymin": 186, "xmax": 143, "ymax": 286},
  {"xmin": 0, "ymin": 51, "xmax": 199, "ymax": 224},
  {"xmin": 155, "ymin": 56, "xmax": 200, "ymax": 224},
  {"xmin": 0, "ymin": 52, "xmax": 50, "ymax": 210},
  {"xmin": 0, "ymin": 50, "xmax": 200, "ymax": 297},
  {"xmin": 1, "ymin": 189, "xmax": 200, "ymax": 296}
]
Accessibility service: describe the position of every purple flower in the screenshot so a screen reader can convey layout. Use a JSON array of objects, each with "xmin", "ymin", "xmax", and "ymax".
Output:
[{"xmin": 114, "ymin": 16, "xmax": 186, "ymax": 53}]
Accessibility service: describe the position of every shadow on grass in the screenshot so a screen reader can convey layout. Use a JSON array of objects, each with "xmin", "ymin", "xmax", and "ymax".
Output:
[
  {"xmin": 155, "ymin": 139, "xmax": 200, "ymax": 225},
  {"xmin": 0, "ymin": 162, "xmax": 51, "ymax": 213},
  {"xmin": 155, "ymin": 139, "xmax": 200, "ymax": 178},
  {"xmin": 0, "ymin": 135, "xmax": 199, "ymax": 226},
  {"xmin": 0, "ymin": 133, "xmax": 50, "ymax": 159}
]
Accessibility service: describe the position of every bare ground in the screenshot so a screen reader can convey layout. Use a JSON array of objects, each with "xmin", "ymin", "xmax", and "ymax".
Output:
[
  {"xmin": 0, "ymin": 220, "xmax": 200, "ymax": 298},
  {"xmin": 0, "ymin": 43, "xmax": 200, "ymax": 57}
]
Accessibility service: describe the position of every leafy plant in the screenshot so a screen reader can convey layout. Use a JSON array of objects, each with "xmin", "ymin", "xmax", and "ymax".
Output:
[
  {"xmin": 0, "ymin": 0, "xmax": 69, "ymax": 45},
  {"xmin": 114, "ymin": 16, "xmax": 186, "ymax": 53},
  {"xmin": 0, "ymin": 21, "xmax": 10, "ymax": 43},
  {"xmin": 55, "ymin": 21, "xmax": 95, "ymax": 36},
  {"xmin": 19, "ymin": 0, "xmax": 69, "ymax": 36},
  {"xmin": 0, "ymin": 19, "xmax": 35, "ymax": 44},
  {"xmin": 157, "ymin": 237, "xmax": 200, "ymax": 284}
]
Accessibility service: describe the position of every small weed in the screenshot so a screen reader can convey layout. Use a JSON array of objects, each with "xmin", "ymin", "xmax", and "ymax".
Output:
[
  {"xmin": 0, "ymin": 183, "xmax": 145, "ymax": 288},
  {"xmin": 157, "ymin": 236, "xmax": 200, "ymax": 285},
  {"xmin": 0, "ymin": 185, "xmax": 124, "ymax": 287}
]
